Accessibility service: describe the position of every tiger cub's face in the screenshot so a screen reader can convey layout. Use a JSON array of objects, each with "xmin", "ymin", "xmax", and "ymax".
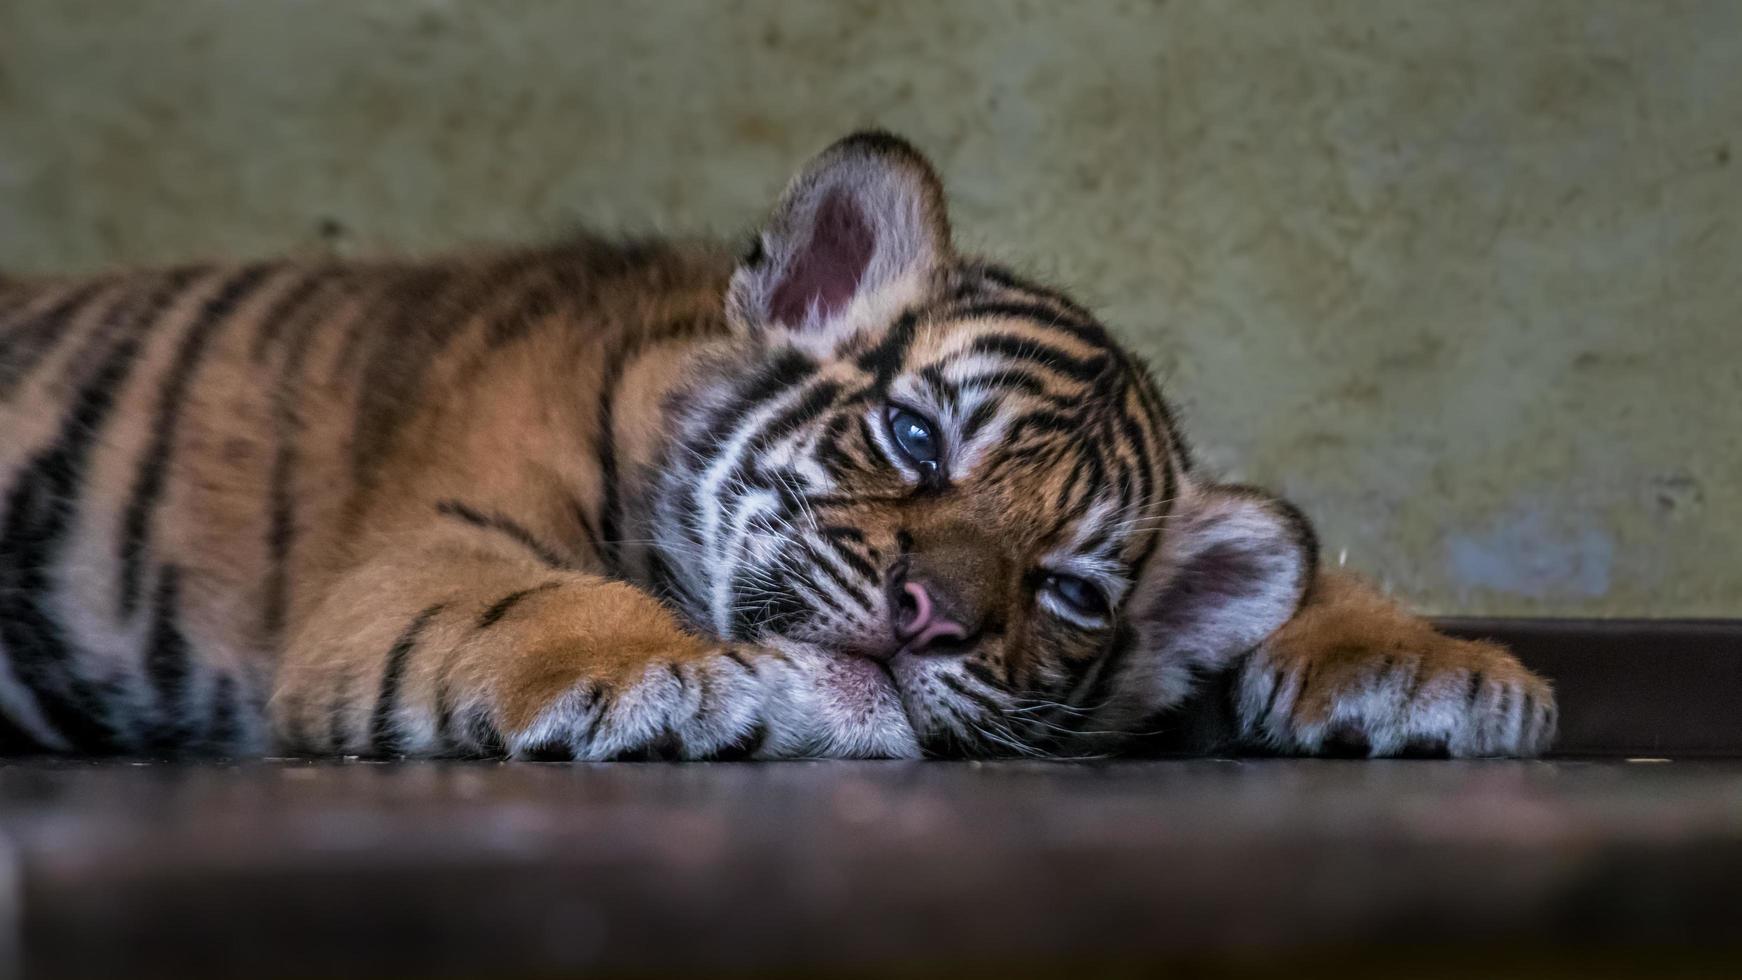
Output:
[{"xmin": 654, "ymin": 134, "xmax": 1316, "ymax": 756}]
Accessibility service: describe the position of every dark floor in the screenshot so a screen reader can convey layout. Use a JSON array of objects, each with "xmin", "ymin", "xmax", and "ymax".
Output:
[{"xmin": 5, "ymin": 757, "xmax": 1742, "ymax": 978}]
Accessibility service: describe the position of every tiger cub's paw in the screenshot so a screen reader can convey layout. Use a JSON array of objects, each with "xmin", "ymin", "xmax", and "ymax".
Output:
[
  {"xmin": 506, "ymin": 649, "xmax": 776, "ymax": 761},
  {"xmin": 505, "ymin": 644, "xmax": 920, "ymax": 761},
  {"xmin": 1237, "ymin": 633, "xmax": 1557, "ymax": 759}
]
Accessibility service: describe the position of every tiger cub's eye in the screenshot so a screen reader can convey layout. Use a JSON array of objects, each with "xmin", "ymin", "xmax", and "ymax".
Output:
[
  {"xmin": 1044, "ymin": 573, "xmax": 1110, "ymax": 620},
  {"xmin": 886, "ymin": 406, "xmax": 941, "ymax": 475}
]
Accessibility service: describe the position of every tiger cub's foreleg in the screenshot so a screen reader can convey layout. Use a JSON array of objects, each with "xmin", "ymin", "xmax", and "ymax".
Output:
[
  {"xmin": 269, "ymin": 542, "xmax": 919, "ymax": 760},
  {"xmin": 1233, "ymin": 572, "xmax": 1557, "ymax": 758}
]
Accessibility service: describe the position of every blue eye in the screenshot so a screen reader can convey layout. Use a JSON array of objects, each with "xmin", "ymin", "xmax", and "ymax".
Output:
[
  {"xmin": 1045, "ymin": 574, "xmax": 1110, "ymax": 619},
  {"xmin": 886, "ymin": 406, "xmax": 941, "ymax": 473}
]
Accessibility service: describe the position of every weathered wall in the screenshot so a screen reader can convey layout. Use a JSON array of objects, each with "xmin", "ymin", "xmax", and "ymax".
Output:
[{"xmin": 2, "ymin": 1, "xmax": 1737, "ymax": 615}]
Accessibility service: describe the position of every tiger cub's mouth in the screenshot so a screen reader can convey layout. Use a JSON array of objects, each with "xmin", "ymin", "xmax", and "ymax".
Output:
[{"xmin": 810, "ymin": 649, "xmax": 911, "ymax": 725}]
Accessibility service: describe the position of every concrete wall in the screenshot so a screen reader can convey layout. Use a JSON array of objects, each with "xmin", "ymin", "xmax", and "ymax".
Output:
[{"xmin": 2, "ymin": 1, "xmax": 1737, "ymax": 615}]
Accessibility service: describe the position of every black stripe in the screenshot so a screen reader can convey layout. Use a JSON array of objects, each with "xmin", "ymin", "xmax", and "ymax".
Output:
[
  {"xmin": 818, "ymin": 531, "xmax": 879, "ymax": 582},
  {"xmin": 711, "ymin": 347, "xmax": 817, "ymax": 436},
  {"xmin": 1076, "ymin": 527, "xmax": 1113, "ymax": 563},
  {"xmin": 117, "ymin": 264, "xmax": 276, "ymax": 617},
  {"xmin": 953, "ymin": 367, "xmax": 1051, "ymax": 399},
  {"xmin": 966, "ymin": 333, "xmax": 1108, "ymax": 384},
  {"xmin": 820, "ymin": 524, "xmax": 866, "ymax": 545},
  {"xmin": 434, "ymin": 499, "xmax": 571, "ymax": 570},
  {"xmin": 741, "ymin": 380, "xmax": 842, "ymax": 465},
  {"xmin": 945, "ymin": 300, "xmax": 1112, "ymax": 352},
  {"xmin": 1255, "ymin": 670, "xmax": 1289, "ymax": 732},
  {"xmin": 916, "ymin": 364, "xmax": 958, "ymax": 409},
  {"xmin": 722, "ymin": 379, "xmax": 844, "ymax": 507},
  {"xmin": 1079, "ymin": 623, "xmax": 1140, "ymax": 715},
  {"xmin": 1123, "ymin": 377, "xmax": 1173, "ymax": 532},
  {"xmin": 855, "ymin": 413, "xmax": 881, "ymax": 464},
  {"xmin": 262, "ymin": 280, "xmax": 351, "ymax": 642},
  {"xmin": 1005, "ymin": 408, "xmax": 1088, "ymax": 444},
  {"xmin": 970, "ymin": 264, "xmax": 1098, "ymax": 321},
  {"xmin": 250, "ymin": 269, "xmax": 340, "ymax": 363},
  {"xmin": 569, "ymin": 493, "xmax": 602, "ymax": 556},
  {"xmin": 853, "ymin": 309, "xmax": 919, "ymax": 384},
  {"xmin": 1114, "ymin": 402, "xmax": 1158, "ymax": 518},
  {"xmin": 961, "ymin": 659, "xmax": 1003, "ymax": 691},
  {"xmin": 1043, "ymin": 447, "xmax": 1101, "ymax": 516},
  {"xmin": 709, "ymin": 721, "xmax": 767, "ymax": 761},
  {"xmin": 941, "ymin": 673, "xmax": 1005, "ymax": 718},
  {"xmin": 802, "ymin": 542, "xmax": 877, "ymax": 613},
  {"xmin": 51, "ymin": 272, "xmax": 193, "ymax": 398},
  {"xmin": 595, "ymin": 315, "xmax": 719, "ymax": 569},
  {"xmin": 593, "ymin": 335, "xmax": 635, "ymax": 568},
  {"xmin": 205, "ymin": 673, "xmax": 241, "ymax": 755},
  {"xmin": 1125, "ymin": 398, "xmax": 1171, "ymax": 578},
  {"xmin": 961, "ymin": 399, "xmax": 1002, "ymax": 444},
  {"xmin": 329, "ymin": 266, "xmax": 448, "ymax": 385},
  {"xmin": 143, "ymin": 566, "xmax": 193, "ymax": 753},
  {"xmin": 647, "ymin": 548, "xmax": 700, "ymax": 613},
  {"xmin": 572, "ymin": 693, "xmax": 610, "ymax": 753},
  {"xmin": 1131, "ymin": 359, "xmax": 1192, "ymax": 473},
  {"xmin": 477, "ymin": 581, "xmax": 561, "ymax": 629},
  {"xmin": 370, "ymin": 603, "xmax": 446, "ymax": 756},
  {"xmin": 1053, "ymin": 452, "xmax": 1092, "ymax": 523},
  {"xmin": 432, "ymin": 675, "xmax": 455, "ymax": 754},
  {"xmin": 1047, "ymin": 645, "xmax": 1106, "ymax": 712},
  {"xmin": 0, "ymin": 278, "xmax": 102, "ymax": 340},
  {"xmin": 484, "ymin": 283, "xmax": 561, "ymax": 350},
  {"xmin": 814, "ymin": 416, "xmax": 859, "ymax": 477},
  {"xmin": 684, "ymin": 348, "xmax": 818, "ymax": 523},
  {"xmin": 0, "ymin": 274, "xmax": 196, "ymax": 752},
  {"xmin": 0, "ymin": 282, "xmax": 107, "ymax": 401},
  {"xmin": 338, "ymin": 264, "xmax": 477, "ymax": 527},
  {"xmin": 1100, "ymin": 447, "xmax": 1135, "ymax": 524},
  {"xmin": 772, "ymin": 563, "xmax": 833, "ymax": 628},
  {"xmin": 468, "ymin": 706, "xmax": 507, "ymax": 756}
]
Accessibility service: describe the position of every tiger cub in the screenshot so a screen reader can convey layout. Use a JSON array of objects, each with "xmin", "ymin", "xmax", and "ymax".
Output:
[{"xmin": 0, "ymin": 132, "xmax": 1554, "ymax": 760}]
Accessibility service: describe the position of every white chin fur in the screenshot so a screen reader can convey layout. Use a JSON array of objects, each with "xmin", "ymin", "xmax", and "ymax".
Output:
[{"xmin": 759, "ymin": 643, "xmax": 921, "ymax": 759}]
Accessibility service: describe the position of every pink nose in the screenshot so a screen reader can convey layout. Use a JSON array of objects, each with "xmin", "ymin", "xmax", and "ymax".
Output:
[{"xmin": 896, "ymin": 580, "xmax": 968, "ymax": 654}]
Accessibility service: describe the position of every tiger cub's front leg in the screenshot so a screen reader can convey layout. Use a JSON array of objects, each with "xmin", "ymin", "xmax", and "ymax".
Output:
[
  {"xmin": 1234, "ymin": 572, "xmax": 1557, "ymax": 758},
  {"xmin": 269, "ymin": 545, "xmax": 918, "ymax": 760}
]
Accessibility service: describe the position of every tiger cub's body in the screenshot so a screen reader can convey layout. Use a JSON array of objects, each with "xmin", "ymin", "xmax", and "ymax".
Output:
[
  {"xmin": 1, "ymin": 242, "xmax": 738, "ymax": 755},
  {"xmin": 0, "ymin": 133, "xmax": 1555, "ymax": 760}
]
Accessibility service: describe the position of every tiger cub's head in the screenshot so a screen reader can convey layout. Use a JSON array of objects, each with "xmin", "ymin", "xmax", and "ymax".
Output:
[{"xmin": 654, "ymin": 133, "xmax": 1316, "ymax": 756}]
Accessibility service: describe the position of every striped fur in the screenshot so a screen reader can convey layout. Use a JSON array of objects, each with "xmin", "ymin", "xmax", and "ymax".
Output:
[{"xmin": 0, "ymin": 133, "xmax": 1555, "ymax": 759}]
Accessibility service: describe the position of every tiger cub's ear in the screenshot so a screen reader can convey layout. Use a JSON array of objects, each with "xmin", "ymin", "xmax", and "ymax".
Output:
[
  {"xmin": 728, "ymin": 131, "xmax": 952, "ymax": 352},
  {"xmin": 1118, "ymin": 485, "xmax": 1318, "ymax": 709}
]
